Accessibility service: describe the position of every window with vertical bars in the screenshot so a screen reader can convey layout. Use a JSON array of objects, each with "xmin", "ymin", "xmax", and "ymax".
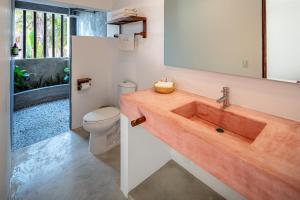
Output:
[{"xmin": 15, "ymin": 8, "xmax": 69, "ymax": 59}]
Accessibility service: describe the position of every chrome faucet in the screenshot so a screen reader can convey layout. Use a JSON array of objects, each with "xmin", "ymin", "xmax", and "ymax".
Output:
[{"xmin": 216, "ymin": 87, "xmax": 230, "ymax": 108}]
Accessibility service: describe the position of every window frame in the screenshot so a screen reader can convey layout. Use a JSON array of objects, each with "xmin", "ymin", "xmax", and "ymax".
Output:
[{"xmin": 15, "ymin": 1, "xmax": 69, "ymax": 59}]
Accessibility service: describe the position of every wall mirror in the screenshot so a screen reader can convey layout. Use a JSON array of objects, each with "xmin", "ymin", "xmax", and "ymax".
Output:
[{"xmin": 164, "ymin": 0, "xmax": 300, "ymax": 84}]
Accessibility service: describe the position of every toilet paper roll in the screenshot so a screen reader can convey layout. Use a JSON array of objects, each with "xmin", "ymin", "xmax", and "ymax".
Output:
[{"xmin": 80, "ymin": 82, "xmax": 91, "ymax": 91}]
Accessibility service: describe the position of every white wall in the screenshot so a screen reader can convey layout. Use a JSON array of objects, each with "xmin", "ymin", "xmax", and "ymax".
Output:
[
  {"xmin": 29, "ymin": 0, "xmax": 113, "ymax": 11},
  {"xmin": 0, "ymin": 0, "xmax": 11, "ymax": 198},
  {"xmin": 267, "ymin": 0, "xmax": 300, "ymax": 82},
  {"xmin": 111, "ymin": 0, "xmax": 300, "ymax": 122},
  {"xmin": 71, "ymin": 37, "xmax": 116, "ymax": 129},
  {"xmin": 165, "ymin": 0, "xmax": 262, "ymax": 78}
]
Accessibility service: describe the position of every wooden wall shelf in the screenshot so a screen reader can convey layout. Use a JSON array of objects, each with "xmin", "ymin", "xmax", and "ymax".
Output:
[{"xmin": 107, "ymin": 16, "xmax": 147, "ymax": 38}]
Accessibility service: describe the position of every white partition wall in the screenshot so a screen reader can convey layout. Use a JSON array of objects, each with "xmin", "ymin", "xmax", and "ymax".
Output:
[
  {"xmin": 71, "ymin": 37, "xmax": 117, "ymax": 129},
  {"xmin": 120, "ymin": 114, "xmax": 171, "ymax": 197}
]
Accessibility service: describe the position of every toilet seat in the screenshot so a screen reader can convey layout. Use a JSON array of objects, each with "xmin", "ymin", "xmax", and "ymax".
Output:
[{"xmin": 83, "ymin": 107, "xmax": 120, "ymax": 123}]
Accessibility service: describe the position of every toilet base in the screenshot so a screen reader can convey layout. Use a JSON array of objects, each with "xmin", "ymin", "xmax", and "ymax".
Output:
[{"xmin": 89, "ymin": 125, "xmax": 120, "ymax": 155}]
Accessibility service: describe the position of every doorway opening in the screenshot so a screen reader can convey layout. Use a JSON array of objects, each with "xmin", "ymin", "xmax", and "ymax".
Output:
[{"xmin": 11, "ymin": 1, "xmax": 71, "ymax": 151}]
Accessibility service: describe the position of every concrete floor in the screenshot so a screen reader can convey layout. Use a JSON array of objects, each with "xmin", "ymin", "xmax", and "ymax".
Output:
[
  {"xmin": 12, "ymin": 99, "xmax": 70, "ymax": 151},
  {"xmin": 10, "ymin": 129, "xmax": 125, "ymax": 200},
  {"xmin": 129, "ymin": 161, "xmax": 225, "ymax": 200},
  {"xmin": 10, "ymin": 129, "xmax": 224, "ymax": 200}
]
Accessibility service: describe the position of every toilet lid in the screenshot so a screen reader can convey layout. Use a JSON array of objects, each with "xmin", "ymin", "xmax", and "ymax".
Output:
[
  {"xmin": 83, "ymin": 107, "xmax": 120, "ymax": 122},
  {"xmin": 119, "ymin": 81, "xmax": 137, "ymax": 88}
]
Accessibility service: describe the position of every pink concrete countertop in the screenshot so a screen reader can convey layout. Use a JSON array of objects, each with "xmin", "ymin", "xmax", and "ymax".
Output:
[{"xmin": 120, "ymin": 89, "xmax": 300, "ymax": 200}]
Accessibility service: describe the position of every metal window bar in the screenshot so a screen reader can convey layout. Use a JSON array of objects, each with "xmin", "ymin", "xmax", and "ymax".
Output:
[
  {"xmin": 52, "ymin": 14, "xmax": 55, "ymax": 57},
  {"xmin": 33, "ymin": 11, "xmax": 37, "ymax": 58},
  {"xmin": 43, "ymin": 13, "xmax": 47, "ymax": 58},
  {"xmin": 61, "ymin": 15, "xmax": 64, "ymax": 57},
  {"xmin": 23, "ymin": 10, "xmax": 26, "ymax": 58}
]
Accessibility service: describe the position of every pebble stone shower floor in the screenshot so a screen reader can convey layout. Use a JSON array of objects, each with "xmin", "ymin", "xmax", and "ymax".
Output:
[{"xmin": 12, "ymin": 99, "xmax": 70, "ymax": 151}]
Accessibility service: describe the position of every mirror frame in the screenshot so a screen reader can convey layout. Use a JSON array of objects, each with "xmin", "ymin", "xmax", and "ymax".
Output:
[{"xmin": 262, "ymin": 0, "xmax": 267, "ymax": 78}]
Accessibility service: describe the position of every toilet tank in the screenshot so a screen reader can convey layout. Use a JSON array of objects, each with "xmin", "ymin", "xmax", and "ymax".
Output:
[{"xmin": 119, "ymin": 81, "xmax": 137, "ymax": 95}]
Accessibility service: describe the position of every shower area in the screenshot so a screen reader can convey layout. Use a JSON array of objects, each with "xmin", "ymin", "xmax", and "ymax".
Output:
[{"xmin": 12, "ymin": 0, "xmax": 107, "ymax": 151}]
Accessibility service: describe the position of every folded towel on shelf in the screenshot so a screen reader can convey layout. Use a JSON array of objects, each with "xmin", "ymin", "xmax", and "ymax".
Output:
[
  {"xmin": 109, "ymin": 8, "xmax": 138, "ymax": 20},
  {"xmin": 111, "ymin": 12, "xmax": 137, "ymax": 20},
  {"xmin": 111, "ymin": 8, "xmax": 138, "ymax": 16}
]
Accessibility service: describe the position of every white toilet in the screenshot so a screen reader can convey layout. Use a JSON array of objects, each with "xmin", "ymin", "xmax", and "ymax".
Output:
[{"xmin": 83, "ymin": 81, "xmax": 137, "ymax": 155}]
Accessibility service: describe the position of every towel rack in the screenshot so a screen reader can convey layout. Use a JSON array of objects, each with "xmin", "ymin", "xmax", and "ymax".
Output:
[{"xmin": 131, "ymin": 116, "xmax": 146, "ymax": 127}]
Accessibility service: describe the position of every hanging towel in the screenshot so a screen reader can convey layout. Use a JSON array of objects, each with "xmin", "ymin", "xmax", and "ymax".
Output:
[{"xmin": 118, "ymin": 34, "xmax": 135, "ymax": 51}]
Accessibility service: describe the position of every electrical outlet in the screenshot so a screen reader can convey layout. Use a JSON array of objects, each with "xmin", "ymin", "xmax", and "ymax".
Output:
[{"xmin": 242, "ymin": 60, "xmax": 249, "ymax": 68}]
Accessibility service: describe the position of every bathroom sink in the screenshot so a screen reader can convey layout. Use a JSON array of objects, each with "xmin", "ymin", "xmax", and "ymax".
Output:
[{"xmin": 172, "ymin": 101, "xmax": 266, "ymax": 143}]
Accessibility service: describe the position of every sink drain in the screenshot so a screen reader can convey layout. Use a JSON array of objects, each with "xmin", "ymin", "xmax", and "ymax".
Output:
[{"xmin": 216, "ymin": 128, "xmax": 224, "ymax": 134}]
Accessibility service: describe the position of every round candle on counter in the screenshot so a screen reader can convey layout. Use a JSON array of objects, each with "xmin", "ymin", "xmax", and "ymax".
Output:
[{"xmin": 154, "ymin": 81, "xmax": 174, "ymax": 88}]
